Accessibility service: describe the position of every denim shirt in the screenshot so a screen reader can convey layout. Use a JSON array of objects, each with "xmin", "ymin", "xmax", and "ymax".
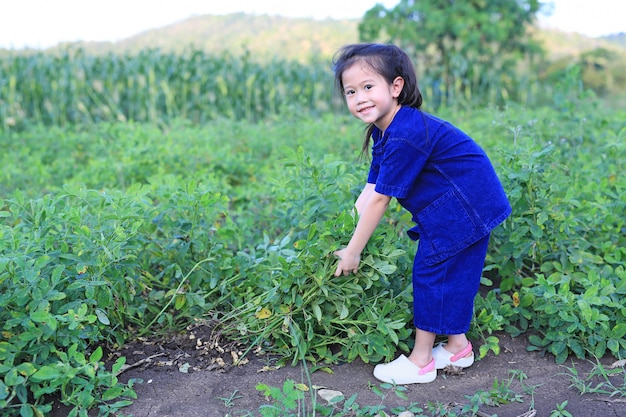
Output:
[{"xmin": 367, "ymin": 107, "xmax": 511, "ymax": 265}]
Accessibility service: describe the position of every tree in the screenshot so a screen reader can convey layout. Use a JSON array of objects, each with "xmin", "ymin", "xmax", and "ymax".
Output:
[{"xmin": 359, "ymin": 0, "xmax": 545, "ymax": 107}]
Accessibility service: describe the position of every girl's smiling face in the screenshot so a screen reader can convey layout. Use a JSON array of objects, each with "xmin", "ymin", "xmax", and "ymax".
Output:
[{"xmin": 341, "ymin": 60, "xmax": 404, "ymax": 132}]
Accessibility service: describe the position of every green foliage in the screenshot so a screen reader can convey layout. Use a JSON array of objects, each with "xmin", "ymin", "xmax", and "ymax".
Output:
[
  {"xmin": 0, "ymin": 180, "xmax": 232, "ymax": 415},
  {"xmin": 473, "ymin": 78, "xmax": 626, "ymax": 362},
  {"xmin": 0, "ymin": 49, "xmax": 334, "ymax": 131},
  {"xmin": 217, "ymin": 148, "xmax": 414, "ymax": 365},
  {"xmin": 462, "ymin": 375, "xmax": 524, "ymax": 414},
  {"xmin": 256, "ymin": 379, "xmax": 426, "ymax": 417},
  {"xmin": 542, "ymin": 48, "xmax": 626, "ymax": 97},
  {"xmin": 550, "ymin": 400, "xmax": 573, "ymax": 417},
  {"xmin": 256, "ymin": 379, "xmax": 306, "ymax": 417},
  {"xmin": 562, "ymin": 358, "xmax": 626, "ymax": 398},
  {"xmin": 359, "ymin": 0, "xmax": 544, "ymax": 107},
  {"xmin": 1, "ymin": 87, "xmax": 625, "ymax": 413}
]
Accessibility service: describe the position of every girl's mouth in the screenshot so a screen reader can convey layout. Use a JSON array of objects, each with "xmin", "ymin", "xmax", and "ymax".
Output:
[{"xmin": 358, "ymin": 105, "xmax": 374, "ymax": 114}]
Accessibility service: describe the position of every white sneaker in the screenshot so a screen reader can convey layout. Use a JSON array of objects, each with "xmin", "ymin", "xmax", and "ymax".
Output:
[
  {"xmin": 373, "ymin": 355, "xmax": 436, "ymax": 384},
  {"xmin": 432, "ymin": 341, "xmax": 474, "ymax": 370}
]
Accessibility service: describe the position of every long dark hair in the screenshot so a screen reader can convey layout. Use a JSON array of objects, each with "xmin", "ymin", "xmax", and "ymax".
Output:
[{"xmin": 332, "ymin": 43, "xmax": 423, "ymax": 154}]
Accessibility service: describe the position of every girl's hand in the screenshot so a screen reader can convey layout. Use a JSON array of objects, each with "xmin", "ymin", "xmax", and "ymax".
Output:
[{"xmin": 333, "ymin": 248, "xmax": 360, "ymax": 276}]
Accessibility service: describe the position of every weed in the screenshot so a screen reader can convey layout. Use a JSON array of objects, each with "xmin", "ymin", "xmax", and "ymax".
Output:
[
  {"xmin": 561, "ymin": 357, "xmax": 626, "ymax": 397},
  {"xmin": 549, "ymin": 400, "xmax": 573, "ymax": 417},
  {"xmin": 218, "ymin": 390, "xmax": 243, "ymax": 408}
]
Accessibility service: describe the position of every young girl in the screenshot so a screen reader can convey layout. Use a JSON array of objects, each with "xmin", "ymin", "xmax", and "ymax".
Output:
[{"xmin": 332, "ymin": 43, "xmax": 511, "ymax": 384}]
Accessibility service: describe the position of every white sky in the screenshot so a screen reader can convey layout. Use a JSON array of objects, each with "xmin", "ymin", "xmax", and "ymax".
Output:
[{"xmin": 0, "ymin": 0, "xmax": 624, "ymax": 49}]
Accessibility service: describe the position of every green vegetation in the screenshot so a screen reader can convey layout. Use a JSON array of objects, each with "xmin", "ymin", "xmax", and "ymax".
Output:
[
  {"xmin": 2, "ymin": 12, "xmax": 625, "ymax": 132},
  {"xmin": 360, "ymin": 0, "xmax": 543, "ymax": 107},
  {"xmin": 0, "ymin": 9, "xmax": 625, "ymax": 417},
  {"xmin": 0, "ymin": 49, "xmax": 334, "ymax": 130},
  {"xmin": 245, "ymin": 369, "xmax": 581, "ymax": 416},
  {"xmin": 1, "ymin": 85, "xmax": 624, "ymax": 415}
]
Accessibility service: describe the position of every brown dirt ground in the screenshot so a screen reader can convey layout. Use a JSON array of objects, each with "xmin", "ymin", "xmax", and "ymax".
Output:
[{"xmin": 50, "ymin": 320, "xmax": 626, "ymax": 417}]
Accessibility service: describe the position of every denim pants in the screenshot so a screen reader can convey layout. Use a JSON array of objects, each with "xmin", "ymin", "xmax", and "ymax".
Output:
[{"xmin": 411, "ymin": 233, "xmax": 490, "ymax": 335}]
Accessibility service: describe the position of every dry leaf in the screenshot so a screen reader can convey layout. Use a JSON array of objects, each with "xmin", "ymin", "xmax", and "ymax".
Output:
[{"xmin": 255, "ymin": 307, "xmax": 272, "ymax": 319}]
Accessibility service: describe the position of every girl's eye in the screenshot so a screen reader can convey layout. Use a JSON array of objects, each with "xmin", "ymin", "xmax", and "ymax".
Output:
[
  {"xmin": 344, "ymin": 89, "xmax": 355, "ymax": 96},
  {"xmin": 364, "ymin": 84, "xmax": 373, "ymax": 90}
]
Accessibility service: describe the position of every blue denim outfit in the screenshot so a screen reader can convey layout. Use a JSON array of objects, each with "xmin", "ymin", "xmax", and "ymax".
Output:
[{"xmin": 367, "ymin": 106, "xmax": 511, "ymax": 334}]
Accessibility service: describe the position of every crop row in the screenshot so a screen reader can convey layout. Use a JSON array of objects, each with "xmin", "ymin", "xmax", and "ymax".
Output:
[
  {"xmin": 0, "ymin": 49, "xmax": 335, "ymax": 130},
  {"xmin": 0, "ymin": 48, "xmax": 572, "ymax": 133}
]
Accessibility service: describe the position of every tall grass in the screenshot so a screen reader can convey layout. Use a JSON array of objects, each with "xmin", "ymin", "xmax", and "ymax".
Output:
[
  {"xmin": 0, "ymin": 49, "xmax": 335, "ymax": 131},
  {"xmin": 2, "ymin": 48, "xmax": 586, "ymax": 133}
]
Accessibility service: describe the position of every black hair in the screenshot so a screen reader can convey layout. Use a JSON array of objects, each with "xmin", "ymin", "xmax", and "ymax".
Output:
[{"xmin": 332, "ymin": 43, "xmax": 423, "ymax": 154}]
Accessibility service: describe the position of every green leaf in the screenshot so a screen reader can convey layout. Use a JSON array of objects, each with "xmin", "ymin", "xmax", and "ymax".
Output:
[
  {"xmin": 500, "ymin": 277, "xmax": 514, "ymax": 292},
  {"xmin": 102, "ymin": 386, "xmax": 124, "ymax": 401},
  {"xmin": 611, "ymin": 323, "xmax": 626, "ymax": 339},
  {"xmin": 77, "ymin": 390, "xmax": 95, "ymax": 408},
  {"xmin": 95, "ymin": 309, "xmax": 110, "ymax": 325},
  {"xmin": 16, "ymin": 362, "xmax": 37, "ymax": 377},
  {"xmin": 31, "ymin": 365, "xmax": 62, "ymax": 382},
  {"xmin": 550, "ymin": 341, "xmax": 566, "ymax": 356},
  {"xmin": 46, "ymin": 291, "xmax": 66, "ymax": 301},
  {"xmin": 89, "ymin": 346, "xmax": 103, "ymax": 363},
  {"xmin": 311, "ymin": 303, "xmax": 322, "ymax": 323},
  {"xmin": 19, "ymin": 330, "xmax": 43, "ymax": 343},
  {"xmin": 5, "ymin": 368, "xmax": 25, "ymax": 386},
  {"xmin": 29, "ymin": 310, "xmax": 50, "ymax": 323},
  {"xmin": 338, "ymin": 304, "xmax": 349, "ymax": 320},
  {"xmin": 174, "ymin": 294, "xmax": 186, "ymax": 310},
  {"xmin": 373, "ymin": 261, "xmax": 397, "ymax": 275},
  {"xmin": 480, "ymin": 276, "xmax": 493, "ymax": 286},
  {"xmin": 567, "ymin": 340, "xmax": 585, "ymax": 359},
  {"xmin": 20, "ymin": 404, "xmax": 34, "ymax": 417},
  {"xmin": 555, "ymin": 348, "xmax": 568, "ymax": 364},
  {"xmin": 50, "ymin": 265, "xmax": 65, "ymax": 285},
  {"xmin": 111, "ymin": 357, "xmax": 127, "ymax": 375},
  {"xmin": 106, "ymin": 400, "xmax": 134, "ymax": 409},
  {"xmin": 594, "ymin": 340, "xmax": 607, "ymax": 358},
  {"xmin": 528, "ymin": 335, "xmax": 544, "ymax": 347},
  {"xmin": 0, "ymin": 380, "xmax": 9, "ymax": 400}
]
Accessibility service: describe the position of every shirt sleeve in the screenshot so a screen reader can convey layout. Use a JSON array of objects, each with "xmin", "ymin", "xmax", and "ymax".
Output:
[
  {"xmin": 367, "ymin": 158, "xmax": 379, "ymax": 184},
  {"xmin": 374, "ymin": 137, "xmax": 428, "ymax": 199},
  {"xmin": 367, "ymin": 131, "xmax": 382, "ymax": 184}
]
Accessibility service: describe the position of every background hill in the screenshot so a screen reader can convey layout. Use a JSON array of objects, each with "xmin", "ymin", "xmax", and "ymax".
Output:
[
  {"xmin": 48, "ymin": 13, "xmax": 625, "ymax": 63},
  {"xmin": 53, "ymin": 14, "xmax": 360, "ymax": 62}
]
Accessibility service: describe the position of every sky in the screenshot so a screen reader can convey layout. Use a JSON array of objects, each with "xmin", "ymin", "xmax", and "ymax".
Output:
[{"xmin": 0, "ymin": 0, "xmax": 624, "ymax": 50}]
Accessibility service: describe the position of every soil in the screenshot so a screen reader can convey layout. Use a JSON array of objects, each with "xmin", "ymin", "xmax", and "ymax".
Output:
[{"xmin": 49, "ymin": 320, "xmax": 626, "ymax": 417}]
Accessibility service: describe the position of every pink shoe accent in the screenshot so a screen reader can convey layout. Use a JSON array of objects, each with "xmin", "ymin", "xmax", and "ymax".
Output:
[
  {"xmin": 450, "ymin": 342, "xmax": 473, "ymax": 363},
  {"xmin": 432, "ymin": 341, "xmax": 475, "ymax": 369},
  {"xmin": 418, "ymin": 358, "xmax": 435, "ymax": 375}
]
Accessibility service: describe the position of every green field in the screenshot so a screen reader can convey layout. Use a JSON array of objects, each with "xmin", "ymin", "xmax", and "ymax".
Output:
[{"xmin": 0, "ymin": 50, "xmax": 625, "ymax": 416}]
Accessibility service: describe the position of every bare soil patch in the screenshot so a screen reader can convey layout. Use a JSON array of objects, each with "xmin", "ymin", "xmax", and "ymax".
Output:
[{"xmin": 50, "ymin": 321, "xmax": 626, "ymax": 417}]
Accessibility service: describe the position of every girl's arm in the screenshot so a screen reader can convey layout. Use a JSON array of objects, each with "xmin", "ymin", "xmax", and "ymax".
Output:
[
  {"xmin": 354, "ymin": 183, "xmax": 376, "ymax": 216},
  {"xmin": 334, "ymin": 190, "xmax": 391, "ymax": 276}
]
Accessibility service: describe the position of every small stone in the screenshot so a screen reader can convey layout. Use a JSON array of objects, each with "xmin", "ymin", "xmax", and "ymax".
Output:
[{"xmin": 317, "ymin": 389, "xmax": 344, "ymax": 403}]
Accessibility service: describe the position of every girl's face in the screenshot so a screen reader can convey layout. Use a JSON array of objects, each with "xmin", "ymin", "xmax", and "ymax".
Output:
[{"xmin": 341, "ymin": 61, "xmax": 404, "ymax": 132}]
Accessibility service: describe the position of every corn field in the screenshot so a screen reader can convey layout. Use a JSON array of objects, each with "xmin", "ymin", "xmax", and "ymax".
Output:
[
  {"xmin": 0, "ymin": 48, "xmax": 572, "ymax": 133},
  {"xmin": 0, "ymin": 49, "xmax": 336, "ymax": 130}
]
